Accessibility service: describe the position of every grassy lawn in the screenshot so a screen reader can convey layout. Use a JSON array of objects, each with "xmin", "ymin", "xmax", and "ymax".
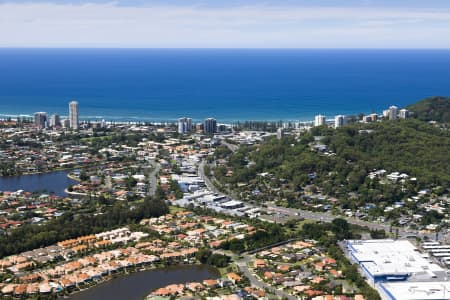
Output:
[
  {"xmin": 218, "ymin": 263, "xmax": 239, "ymax": 276},
  {"xmin": 169, "ymin": 205, "xmax": 185, "ymax": 214},
  {"xmin": 285, "ymin": 219, "xmax": 317, "ymax": 235}
]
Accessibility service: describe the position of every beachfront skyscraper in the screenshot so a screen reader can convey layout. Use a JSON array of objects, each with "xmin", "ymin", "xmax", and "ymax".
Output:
[
  {"xmin": 388, "ymin": 105, "xmax": 398, "ymax": 120},
  {"xmin": 314, "ymin": 114, "xmax": 326, "ymax": 127},
  {"xmin": 334, "ymin": 115, "xmax": 346, "ymax": 128},
  {"xmin": 69, "ymin": 101, "xmax": 79, "ymax": 130},
  {"xmin": 203, "ymin": 118, "xmax": 217, "ymax": 134},
  {"xmin": 178, "ymin": 117, "xmax": 192, "ymax": 134},
  {"xmin": 49, "ymin": 114, "xmax": 61, "ymax": 128},
  {"xmin": 34, "ymin": 112, "xmax": 47, "ymax": 129},
  {"xmin": 399, "ymin": 109, "xmax": 409, "ymax": 119}
]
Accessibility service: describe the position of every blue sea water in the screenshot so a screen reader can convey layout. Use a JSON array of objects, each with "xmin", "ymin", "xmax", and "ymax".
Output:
[{"xmin": 0, "ymin": 49, "xmax": 449, "ymax": 122}]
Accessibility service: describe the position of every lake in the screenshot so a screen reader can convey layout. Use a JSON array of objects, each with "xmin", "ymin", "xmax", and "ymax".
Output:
[
  {"xmin": 0, "ymin": 171, "xmax": 78, "ymax": 197},
  {"xmin": 68, "ymin": 265, "xmax": 219, "ymax": 300}
]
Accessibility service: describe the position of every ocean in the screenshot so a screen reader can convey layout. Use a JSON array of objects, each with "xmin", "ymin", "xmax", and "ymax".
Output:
[{"xmin": 0, "ymin": 48, "xmax": 449, "ymax": 122}]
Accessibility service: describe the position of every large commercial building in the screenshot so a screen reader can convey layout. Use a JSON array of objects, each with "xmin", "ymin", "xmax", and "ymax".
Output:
[
  {"xmin": 347, "ymin": 239, "xmax": 448, "ymax": 300},
  {"xmin": 203, "ymin": 118, "xmax": 217, "ymax": 134},
  {"xmin": 178, "ymin": 117, "xmax": 192, "ymax": 134},
  {"xmin": 314, "ymin": 114, "xmax": 326, "ymax": 127},
  {"xmin": 34, "ymin": 112, "xmax": 47, "ymax": 129},
  {"xmin": 347, "ymin": 239, "xmax": 443, "ymax": 283},
  {"xmin": 379, "ymin": 281, "xmax": 450, "ymax": 300},
  {"xmin": 69, "ymin": 101, "xmax": 79, "ymax": 130}
]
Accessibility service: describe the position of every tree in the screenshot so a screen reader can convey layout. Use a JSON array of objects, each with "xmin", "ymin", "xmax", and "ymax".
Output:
[
  {"xmin": 79, "ymin": 171, "xmax": 89, "ymax": 181},
  {"xmin": 125, "ymin": 177, "xmax": 138, "ymax": 189},
  {"xmin": 331, "ymin": 218, "xmax": 352, "ymax": 240},
  {"xmin": 196, "ymin": 248, "xmax": 213, "ymax": 264},
  {"xmin": 370, "ymin": 229, "xmax": 387, "ymax": 239}
]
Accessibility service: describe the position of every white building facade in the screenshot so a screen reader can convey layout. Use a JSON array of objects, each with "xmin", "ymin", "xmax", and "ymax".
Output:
[{"xmin": 69, "ymin": 101, "xmax": 79, "ymax": 130}]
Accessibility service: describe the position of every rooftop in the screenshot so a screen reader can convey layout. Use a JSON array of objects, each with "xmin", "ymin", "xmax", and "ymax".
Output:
[
  {"xmin": 348, "ymin": 239, "xmax": 443, "ymax": 279},
  {"xmin": 380, "ymin": 281, "xmax": 450, "ymax": 300}
]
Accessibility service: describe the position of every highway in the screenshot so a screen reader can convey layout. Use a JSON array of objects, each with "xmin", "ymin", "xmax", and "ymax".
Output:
[
  {"xmin": 266, "ymin": 204, "xmax": 391, "ymax": 231},
  {"xmin": 199, "ymin": 158, "xmax": 391, "ymax": 231},
  {"xmin": 265, "ymin": 204, "xmax": 442, "ymax": 241},
  {"xmin": 198, "ymin": 158, "xmax": 441, "ymax": 241}
]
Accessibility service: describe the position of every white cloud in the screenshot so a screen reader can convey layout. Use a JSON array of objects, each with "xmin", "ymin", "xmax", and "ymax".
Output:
[{"xmin": 0, "ymin": 2, "xmax": 450, "ymax": 47}]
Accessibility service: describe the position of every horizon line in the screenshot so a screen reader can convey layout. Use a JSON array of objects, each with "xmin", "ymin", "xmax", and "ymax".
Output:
[{"xmin": 1, "ymin": 47, "xmax": 450, "ymax": 50}]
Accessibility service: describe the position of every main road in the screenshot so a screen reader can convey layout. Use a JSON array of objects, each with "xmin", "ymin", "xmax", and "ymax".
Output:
[
  {"xmin": 198, "ymin": 159, "xmax": 438, "ymax": 240},
  {"xmin": 199, "ymin": 158, "xmax": 391, "ymax": 230},
  {"xmin": 198, "ymin": 160, "xmax": 221, "ymax": 194},
  {"xmin": 265, "ymin": 204, "xmax": 440, "ymax": 241}
]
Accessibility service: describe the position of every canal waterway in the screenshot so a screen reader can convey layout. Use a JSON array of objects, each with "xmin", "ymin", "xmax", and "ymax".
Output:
[
  {"xmin": 0, "ymin": 171, "xmax": 78, "ymax": 196},
  {"xmin": 68, "ymin": 265, "xmax": 219, "ymax": 300}
]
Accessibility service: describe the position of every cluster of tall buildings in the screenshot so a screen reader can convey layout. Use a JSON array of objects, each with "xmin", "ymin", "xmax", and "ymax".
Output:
[
  {"xmin": 314, "ymin": 114, "xmax": 347, "ymax": 128},
  {"xmin": 383, "ymin": 105, "xmax": 409, "ymax": 120},
  {"xmin": 361, "ymin": 113, "xmax": 379, "ymax": 123},
  {"xmin": 177, "ymin": 117, "xmax": 192, "ymax": 134},
  {"xmin": 313, "ymin": 105, "xmax": 410, "ymax": 129},
  {"xmin": 34, "ymin": 101, "xmax": 79, "ymax": 130},
  {"xmin": 178, "ymin": 117, "xmax": 218, "ymax": 135}
]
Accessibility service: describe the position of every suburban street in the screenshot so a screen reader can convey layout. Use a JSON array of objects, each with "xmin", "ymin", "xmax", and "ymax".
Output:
[
  {"xmin": 221, "ymin": 140, "xmax": 239, "ymax": 152},
  {"xmin": 235, "ymin": 255, "xmax": 297, "ymax": 300},
  {"xmin": 148, "ymin": 161, "xmax": 161, "ymax": 196}
]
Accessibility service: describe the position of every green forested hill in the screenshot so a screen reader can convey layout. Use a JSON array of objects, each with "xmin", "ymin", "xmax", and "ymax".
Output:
[{"xmin": 406, "ymin": 96, "xmax": 450, "ymax": 122}]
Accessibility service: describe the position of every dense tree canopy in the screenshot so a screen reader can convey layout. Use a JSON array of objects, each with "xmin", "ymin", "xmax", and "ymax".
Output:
[
  {"xmin": 216, "ymin": 119, "xmax": 449, "ymax": 207},
  {"xmin": 406, "ymin": 96, "xmax": 450, "ymax": 123}
]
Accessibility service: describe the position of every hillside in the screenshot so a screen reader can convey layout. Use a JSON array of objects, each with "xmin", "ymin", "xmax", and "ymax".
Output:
[
  {"xmin": 406, "ymin": 96, "xmax": 450, "ymax": 123},
  {"xmin": 214, "ymin": 119, "xmax": 450, "ymax": 207}
]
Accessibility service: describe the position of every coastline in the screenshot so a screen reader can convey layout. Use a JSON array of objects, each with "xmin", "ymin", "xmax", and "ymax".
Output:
[
  {"xmin": 0, "ymin": 112, "xmax": 320, "ymax": 124},
  {"xmin": 2, "ymin": 49, "xmax": 450, "ymax": 125}
]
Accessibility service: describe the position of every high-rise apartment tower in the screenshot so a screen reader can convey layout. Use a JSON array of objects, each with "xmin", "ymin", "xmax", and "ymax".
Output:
[{"xmin": 69, "ymin": 101, "xmax": 79, "ymax": 129}]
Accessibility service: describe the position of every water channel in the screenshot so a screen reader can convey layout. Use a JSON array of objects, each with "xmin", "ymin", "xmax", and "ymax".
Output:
[
  {"xmin": 0, "ymin": 171, "xmax": 78, "ymax": 196},
  {"xmin": 68, "ymin": 265, "xmax": 219, "ymax": 300}
]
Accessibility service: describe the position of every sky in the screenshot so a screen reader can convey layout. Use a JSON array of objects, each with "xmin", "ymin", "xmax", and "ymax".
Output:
[{"xmin": 1, "ymin": 0, "xmax": 450, "ymax": 48}]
